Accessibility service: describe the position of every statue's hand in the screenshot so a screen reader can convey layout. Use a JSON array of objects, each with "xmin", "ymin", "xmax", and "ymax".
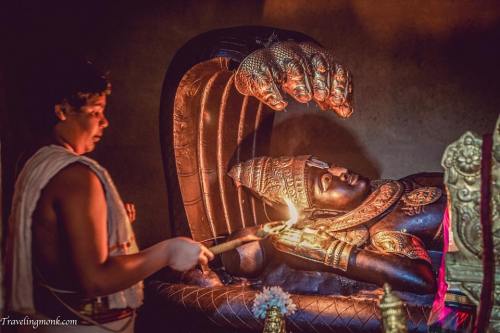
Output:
[
  {"xmin": 271, "ymin": 227, "xmax": 353, "ymax": 271},
  {"xmin": 235, "ymin": 41, "xmax": 353, "ymax": 117}
]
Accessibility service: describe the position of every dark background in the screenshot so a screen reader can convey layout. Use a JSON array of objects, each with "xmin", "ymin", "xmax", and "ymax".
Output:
[{"xmin": 1, "ymin": 0, "xmax": 499, "ymax": 250}]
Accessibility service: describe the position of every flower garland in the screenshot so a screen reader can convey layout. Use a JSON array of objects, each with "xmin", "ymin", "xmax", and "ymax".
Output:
[{"xmin": 252, "ymin": 286, "xmax": 297, "ymax": 319}]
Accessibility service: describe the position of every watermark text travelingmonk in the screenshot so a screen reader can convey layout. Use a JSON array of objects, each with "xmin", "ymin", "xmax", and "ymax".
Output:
[{"xmin": 0, "ymin": 315, "xmax": 78, "ymax": 329}]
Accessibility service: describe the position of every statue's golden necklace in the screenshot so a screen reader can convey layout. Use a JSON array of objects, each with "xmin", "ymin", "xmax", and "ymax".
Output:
[{"xmin": 300, "ymin": 180, "xmax": 404, "ymax": 232}]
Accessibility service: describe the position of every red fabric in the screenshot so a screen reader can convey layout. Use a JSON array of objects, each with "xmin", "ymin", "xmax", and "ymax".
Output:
[
  {"xmin": 428, "ymin": 205, "xmax": 475, "ymax": 331},
  {"xmin": 429, "ymin": 205, "xmax": 451, "ymax": 324}
]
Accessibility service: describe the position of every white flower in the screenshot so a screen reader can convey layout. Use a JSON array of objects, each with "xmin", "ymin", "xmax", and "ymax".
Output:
[{"xmin": 252, "ymin": 286, "xmax": 297, "ymax": 319}]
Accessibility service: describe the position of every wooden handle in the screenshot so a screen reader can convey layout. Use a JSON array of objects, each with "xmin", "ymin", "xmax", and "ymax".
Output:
[
  {"xmin": 209, "ymin": 235, "xmax": 261, "ymax": 255},
  {"xmin": 208, "ymin": 221, "xmax": 286, "ymax": 255}
]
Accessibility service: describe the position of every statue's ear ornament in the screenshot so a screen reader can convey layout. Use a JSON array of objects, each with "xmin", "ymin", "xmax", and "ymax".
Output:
[{"xmin": 306, "ymin": 157, "xmax": 329, "ymax": 169}]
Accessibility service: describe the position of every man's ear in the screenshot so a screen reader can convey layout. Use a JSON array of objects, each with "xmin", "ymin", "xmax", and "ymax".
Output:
[{"xmin": 54, "ymin": 104, "xmax": 67, "ymax": 121}]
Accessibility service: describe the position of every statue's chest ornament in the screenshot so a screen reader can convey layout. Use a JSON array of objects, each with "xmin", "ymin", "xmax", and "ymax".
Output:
[
  {"xmin": 400, "ymin": 187, "xmax": 442, "ymax": 216},
  {"xmin": 302, "ymin": 180, "xmax": 404, "ymax": 232}
]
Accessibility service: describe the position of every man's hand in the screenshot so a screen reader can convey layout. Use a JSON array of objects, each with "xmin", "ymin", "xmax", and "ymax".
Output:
[
  {"xmin": 165, "ymin": 237, "xmax": 215, "ymax": 272},
  {"xmin": 235, "ymin": 41, "xmax": 353, "ymax": 118}
]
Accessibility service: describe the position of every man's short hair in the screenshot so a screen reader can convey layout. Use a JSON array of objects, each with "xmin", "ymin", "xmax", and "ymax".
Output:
[{"xmin": 49, "ymin": 60, "xmax": 111, "ymax": 109}]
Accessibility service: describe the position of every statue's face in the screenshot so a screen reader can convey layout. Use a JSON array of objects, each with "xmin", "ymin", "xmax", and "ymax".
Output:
[{"xmin": 309, "ymin": 166, "xmax": 370, "ymax": 211}]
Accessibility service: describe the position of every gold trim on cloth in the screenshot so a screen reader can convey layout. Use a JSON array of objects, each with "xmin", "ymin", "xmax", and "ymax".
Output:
[
  {"xmin": 371, "ymin": 231, "xmax": 431, "ymax": 264},
  {"xmin": 327, "ymin": 225, "xmax": 369, "ymax": 247},
  {"xmin": 303, "ymin": 180, "xmax": 404, "ymax": 232},
  {"xmin": 444, "ymin": 292, "xmax": 475, "ymax": 306},
  {"xmin": 401, "ymin": 186, "xmax": 442, "ymax": 216}
]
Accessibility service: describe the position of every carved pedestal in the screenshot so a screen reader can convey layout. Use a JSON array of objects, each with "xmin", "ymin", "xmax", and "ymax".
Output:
[{"xmin": 442, "ymin": 116, "xmax": 500, "ymax": 332}]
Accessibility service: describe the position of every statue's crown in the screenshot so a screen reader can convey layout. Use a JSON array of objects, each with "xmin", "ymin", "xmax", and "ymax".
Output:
[{"xmin": 228, "ymin": 156, "xmax": 313, "ymax": 210}]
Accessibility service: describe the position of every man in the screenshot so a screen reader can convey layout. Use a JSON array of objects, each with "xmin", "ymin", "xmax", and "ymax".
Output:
[{"xmin": 6, "ymin": 61, "xmax": 213, "ymax": 332}]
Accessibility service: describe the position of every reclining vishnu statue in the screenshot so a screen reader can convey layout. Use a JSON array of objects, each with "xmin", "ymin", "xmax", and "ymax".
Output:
[
  {"xmin": 161, "ymin": 29, "xmax": 445, "ymax": 298},
  {"xmin": 155, "ymin": 27, "xmax": 465, "ymax": 332},
  {"xmin": 205, "ymin": 32, "xmax": 450, "ymax": 300},
  {"xmin": 221, "ymin": 155, "xmax": 445, "ymax": 295}
]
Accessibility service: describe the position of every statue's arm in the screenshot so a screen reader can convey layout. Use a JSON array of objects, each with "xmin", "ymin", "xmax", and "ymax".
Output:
[
  {"xmin": 348, "ymin": 248, "xmax": 436, "ymax": 294},
  {"xmin": 272, "ymin": 228, "xmax": 436, "ymax": 294},
  {"xmin": 219, "ymin": 226, "xmax": 436, "ymax": 294},
  {"xmin": 274, "ymin": 245, "xmax": 436, "ymax": 294}
]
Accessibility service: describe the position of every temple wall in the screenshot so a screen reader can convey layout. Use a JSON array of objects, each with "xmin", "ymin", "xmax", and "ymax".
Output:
[{"xmin": 2, "ymin": 0, "xmax": 499, "ymax": 248}]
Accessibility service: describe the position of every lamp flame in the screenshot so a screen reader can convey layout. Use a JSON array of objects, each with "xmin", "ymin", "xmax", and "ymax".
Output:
[
  {"xmin": 259, "ymin": 198, "xmax": 299, "ymax": 237},
  {"xmin": 284, "ymin": 198, "xmax": 299, "ymax": 229}
]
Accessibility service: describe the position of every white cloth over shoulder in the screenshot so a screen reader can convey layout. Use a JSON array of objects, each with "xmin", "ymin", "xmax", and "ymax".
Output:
[{"xmin": 9, "ymin": 145, "xmax": 143, "ymax": 313}]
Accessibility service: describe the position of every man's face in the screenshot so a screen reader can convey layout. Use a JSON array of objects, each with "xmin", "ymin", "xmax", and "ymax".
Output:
[
  {"xmin": 310, "ymin": 166, "xmax": 370, "ymax": 211},
  {"xmin": 60, "ymin": 94, "xmax": 109, "ymax": 154}
]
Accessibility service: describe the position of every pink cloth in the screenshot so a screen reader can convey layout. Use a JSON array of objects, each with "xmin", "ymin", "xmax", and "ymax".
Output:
[{"xmin": 429, "ymin": 205, "xmax": 451, "ymax": 324}]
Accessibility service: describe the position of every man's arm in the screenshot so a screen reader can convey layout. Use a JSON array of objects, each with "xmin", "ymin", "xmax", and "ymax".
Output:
[{"xmin": 52, "ymin": 163, "xmax": 212, "ymax": 297}]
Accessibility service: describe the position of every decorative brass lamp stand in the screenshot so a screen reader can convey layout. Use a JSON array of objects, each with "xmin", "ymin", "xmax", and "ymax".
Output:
[
  {"xmin": 262, "ymin": 306, "xmax": 286, "ymax": 333},
  {"xmin": 380, "ymin": 283, "xmax": 408, "ymax": 333},
  {"xmin": 252, "ymin": 286, "xmax": 297, "ymax": 333}
]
